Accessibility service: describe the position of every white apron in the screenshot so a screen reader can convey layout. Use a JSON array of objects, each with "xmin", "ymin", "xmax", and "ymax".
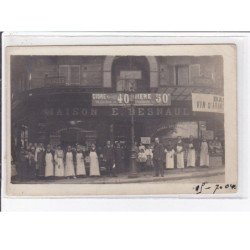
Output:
[
  {"xmin": 45, "ymin": 152, "xmax": 54, "ymax": 177},
  {"xmin": 89, "ymin": 151, "xmax": 100, "ymax": 176},
  {"xmin": 76, "ymin": 152, "xmax": 86, "ymax": 176},
  {"xmin": 65, "ymin": 152, "xmax": 75, "ymax": 177},
  {"xmin": 165, "ymin": 149, "xmax": 175, "ymax": 169},
  {"xmin": 176, "ymin": 145, "xmax": 184, "ymax": 169},
  {"xmin": 54, "ymin": 150, "xmax": 65, "ymax": 177},
  {"xmin": 187, "ymin": 143, "xmax": 196, "ymax": 167},
  {"xmin": 200, "ymin": 142, "xmax": 209, "ymax": 166}
]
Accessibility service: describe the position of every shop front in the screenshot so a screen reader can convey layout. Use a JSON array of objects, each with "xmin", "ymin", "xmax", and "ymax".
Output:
[{"xmin": 12, "ymin": 90, "xmax": 224, "ymax": 151}]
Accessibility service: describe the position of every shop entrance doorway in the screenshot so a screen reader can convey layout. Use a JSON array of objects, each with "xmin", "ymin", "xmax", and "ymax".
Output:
[
  {"xmin": 113, "ymin": 121, "xmax": 144, "ymax": 145},
  {"xmin": 60, "ymin": 128, "xmax": 79, "ymax": 148},
  {"xmin": 54, "ymin": 127, "xmax": 97, "ymax": 149}
]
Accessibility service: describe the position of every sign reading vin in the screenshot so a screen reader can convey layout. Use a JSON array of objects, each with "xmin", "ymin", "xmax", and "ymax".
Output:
[
  {"xmin": 92, "ymin": 93, "xmax": 171, "ymax": 106},
  {"xmin": 192, "ymin": 93, "xmax": 224, "ymax": 113}
]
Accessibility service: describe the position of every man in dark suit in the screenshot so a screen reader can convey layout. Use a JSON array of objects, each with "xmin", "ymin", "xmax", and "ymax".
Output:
[
  {"xmin": 103, "ymin": 141, "xmax": 117, "ymax": 177},
  {"xmin": 152, "ymin": 137, "xmax": 165, "ymax": 177}
]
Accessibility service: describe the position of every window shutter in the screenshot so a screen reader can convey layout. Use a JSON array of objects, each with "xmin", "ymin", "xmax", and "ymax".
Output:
[
  {"xmin": 70, "ymin": 65, "xmax": 80, "ymax": 84},
  {"xmin": 59, "ymin": 65, "xmax": 69, "ymax": 84},
  {"xmin": 177, "ymin": 65, "xmax": 189, "ymax": 85},
  {"xmin": 189, "ymin": 64, "xmax": 200, "ymax": 85}
]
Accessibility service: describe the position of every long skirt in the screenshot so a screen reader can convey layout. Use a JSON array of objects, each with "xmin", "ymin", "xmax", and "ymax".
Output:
[
  {"xmin": 89, "ymin": 152, "xmax": 100, "ymax": 176},
  {"xmin": 187, "ymin": 149, "xmax": 196, "ymax": 167},
  {"xmin": 166, "ymin": 152, "xmax": 174, "ymax": 169},
  {"xmin": 45, "ymin": 153, "xmax": 54, "ymax": 177},
  {"xmin": 55, "ymin": 158, "xmax": 65, "ymax": 177},
  {"xmin": 65, "ymin": 153, "xmax": 75, "ymax": 177},
  {"xmin": 200, "ymin": 151, "xmax": 209, "ymax": 166},
  {"xmin": 176, "ymin": 152, "xmax": 185, "ymax": 168},
  {"xmin": 76, "ymin": 153, "xmax": 86, "ymax": 176}
]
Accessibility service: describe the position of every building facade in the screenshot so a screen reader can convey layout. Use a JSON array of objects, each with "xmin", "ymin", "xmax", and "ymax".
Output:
[{"xmin": 11, "ymin": 55, "xmax": 224, "ymax": 151}]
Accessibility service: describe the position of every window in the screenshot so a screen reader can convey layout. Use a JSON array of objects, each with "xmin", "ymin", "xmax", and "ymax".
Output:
[
  {"xmin": 116, "ymin": 70, "xmax": 141, "ymax": 91},
  {"xmin": 175, "ymin": 65, "xmax": 189, "ymax": 86},
  {"xmin": 160, "ymin": 62, "xmax": 215, "ymax": 86},
  {"xmin": 59, "ymin": 65, "xmax": 80, "ymax": 85},
  {"xmin": 160, "ymin": 64, "xmax": 202, "ymax": 86}
]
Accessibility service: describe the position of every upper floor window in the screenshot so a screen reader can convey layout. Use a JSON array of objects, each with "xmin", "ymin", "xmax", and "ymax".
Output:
[
  {"xmin": 112, "ymin": 56, "xmax": 150, "ymax": 92},
  {"xmin": 160, "ymin": 63, "xmax": 215, "ymax": 86},
  {"xmin": 59, "ymin": 65, "xmax": 81, "ymax": 85},
  {"xmin": 175, "ymin": 65, "xmax": 189, "ymax": 86}
]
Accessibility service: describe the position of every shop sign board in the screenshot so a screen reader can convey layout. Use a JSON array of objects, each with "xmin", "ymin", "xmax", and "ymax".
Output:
[
  {"xmin": 141, "ymin": 137, "xmax": 151, "ymax": 144},
  {"xmin": 92, "ymin": 93, "xmax": 171, "ymax": 106},
  {"xmin": 120, "ymin": 70, "xmax": 142, "ymax": 79},
  {"xmin": 192, "ymin": 93, "xmax": 224, "ymax": 113},
  {"xmin": 42, "ymin": 106, "xmax": 192, "ymax": 118}
]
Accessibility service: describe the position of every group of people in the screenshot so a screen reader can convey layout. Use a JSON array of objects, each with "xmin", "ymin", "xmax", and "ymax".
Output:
[
  {"xmin": 148, "ymin": 136, "xmax": 211, "ymax": 177},
  {"xmin": 12, "ymin": 136, "xmax": 222, "ymax": 181},
  {"xmin": 13, "ymin": 140, "xmax": 128, "ymax": 181}
]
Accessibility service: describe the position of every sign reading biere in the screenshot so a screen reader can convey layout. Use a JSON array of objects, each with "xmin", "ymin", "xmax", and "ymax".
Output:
[
  {"xmin": 92, "ymin": 93, "xmax": 171, "ymax": 106},
  {"xmin": 192, "ymin": 93, "xmax": 224, "ymax": 113}
]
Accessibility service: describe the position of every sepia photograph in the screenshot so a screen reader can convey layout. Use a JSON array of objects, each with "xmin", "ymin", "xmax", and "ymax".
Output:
[{"xmin": 3, "ymin": 44, "xmax": 237, "ymax": 196}]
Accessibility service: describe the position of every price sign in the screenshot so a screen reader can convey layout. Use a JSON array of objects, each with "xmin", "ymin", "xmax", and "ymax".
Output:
[
  {"xmin": 92, "ymin": 93, "xmax": 171, "ymax": 106},
  {"xmin": 141, "ymin": 137, "xmax": 151, "ymax": 144}
]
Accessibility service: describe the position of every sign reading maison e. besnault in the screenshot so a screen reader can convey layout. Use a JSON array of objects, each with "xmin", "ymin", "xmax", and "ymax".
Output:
[
  {"xmin": 92, "ymin": 93, "xmax": 171, "ymax": 106},
  {"xmin": 192, "ymin": 93, "xmax": 224, "ymax": 113}
]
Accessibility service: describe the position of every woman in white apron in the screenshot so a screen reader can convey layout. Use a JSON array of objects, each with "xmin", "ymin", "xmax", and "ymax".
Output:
[
  {"xmin": 165, "ymin": 145, "xmax": 175, "ymax": 169},
  {"xmin": 76, "ymin": 145, "xmax": 86, "ymax": 177},
  {"xmin": 65, "ymin": 146, "xmax": 76, "ymax": 178},
  {"xmin": 54, "ymin": 145, "xmax": 65, "ymax": 178},
  {"xmin": 45, "ymin": 144, "xmax": 54, "ymax": 178},
  {"xmin": 187, "ymin": 136, "xmax": 196, "ymax": 167},
  {"xmin": 200, "ymin": 138, "xmax": 209, "ymax": 167},
  {"xmin": 89, "ymin": 144, "xmax": 100, "ymax": 177},
  {"xmin": 176, "ymin": 137, "xmax": 185, "ymax": 169}
]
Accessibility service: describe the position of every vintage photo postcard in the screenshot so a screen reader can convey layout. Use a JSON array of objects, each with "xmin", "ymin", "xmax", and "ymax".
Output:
[{"xmin": 3, "ymin": 44, "xmax": 237, "ymax": 196}]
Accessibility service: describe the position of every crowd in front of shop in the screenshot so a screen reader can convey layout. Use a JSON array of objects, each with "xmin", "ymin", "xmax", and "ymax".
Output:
[{"xmin": 11, "ymin": 135, "xmax": 224, "ymax": 182}]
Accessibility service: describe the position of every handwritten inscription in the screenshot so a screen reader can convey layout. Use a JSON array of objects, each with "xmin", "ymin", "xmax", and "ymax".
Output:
[{"xmin": 193, "ymin": 183, "xmax": 237, "ymax": 194}]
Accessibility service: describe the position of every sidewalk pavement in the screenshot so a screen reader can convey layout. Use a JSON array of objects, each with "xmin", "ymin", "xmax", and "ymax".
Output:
[{"xmin": 13, "ymin": 166, "xmax": 225, "ymax": 184}]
